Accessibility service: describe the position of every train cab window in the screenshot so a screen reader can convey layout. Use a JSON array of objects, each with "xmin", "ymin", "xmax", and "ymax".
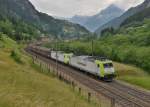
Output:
[
  {"xmin": 97, "ymin": 64, "xmax": 100, "ymax": 68},
  {"xmin": 103, "ymin": 63, "xmax": 113, "ymax": 68}
]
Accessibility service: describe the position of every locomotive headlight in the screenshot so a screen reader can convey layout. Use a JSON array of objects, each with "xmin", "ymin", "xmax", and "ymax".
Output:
[
  {"xmin": 111, "ymin": 68, "xmax": 115, "ymax": 73},
  {"xmin": 104, "ymin": 68, "xmax": 115, "ymax": 74}
]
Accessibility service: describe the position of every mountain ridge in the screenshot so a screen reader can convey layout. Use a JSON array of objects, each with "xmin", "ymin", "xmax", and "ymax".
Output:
[
  {"xmin": 0, "ymin": 0, "xmax": 90, "ymax": 39},
  {"xmin": 95, "ymin": 0, "xmax": 150, "ymax": 34},
  {"xmin": 121, "ymin": 7, "xmax": 150, "ymax": 27},
  {"xmin": 69, "ymin": 4, "xmax": 124, "ymax": 32}
]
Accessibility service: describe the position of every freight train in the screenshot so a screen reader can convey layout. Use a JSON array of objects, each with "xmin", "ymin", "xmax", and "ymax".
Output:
[{"xmin": 28, "ymin": 46, "xmax": 116, "ymax": 81}]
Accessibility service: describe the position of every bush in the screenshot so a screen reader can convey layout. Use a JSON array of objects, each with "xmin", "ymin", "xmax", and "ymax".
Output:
[{"xmin": 10, "ymin": 50, "xmax": 22, "ymax": 63}]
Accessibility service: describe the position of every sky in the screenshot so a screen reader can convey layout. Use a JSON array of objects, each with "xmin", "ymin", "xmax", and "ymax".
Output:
[{"xmin": 29, "ymin": 0, "xmax": 144, "ymax": 18}]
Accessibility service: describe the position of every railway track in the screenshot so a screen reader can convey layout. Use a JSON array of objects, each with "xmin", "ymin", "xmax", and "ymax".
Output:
[
  {"xmin": 111, "ymin": 81, "xmax": 150, "ymax": 104},
  {"xmin": 26, "ymin": 48, "xmax": 150, "ymax": 107}
]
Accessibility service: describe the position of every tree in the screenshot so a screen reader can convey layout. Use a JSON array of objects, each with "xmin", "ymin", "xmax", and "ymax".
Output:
[
  {"xmin": 0, "ymin": 32, "xmax": 2, "ymax": 40},
  {"xmin": 101, "ymin": 27, "xmax": 117, "ymax": 37}
]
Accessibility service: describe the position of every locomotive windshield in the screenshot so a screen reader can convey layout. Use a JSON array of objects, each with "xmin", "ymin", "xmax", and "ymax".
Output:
[{"xmin": 103, "ymin": 63, "xmax": 113, "ymax": 68}]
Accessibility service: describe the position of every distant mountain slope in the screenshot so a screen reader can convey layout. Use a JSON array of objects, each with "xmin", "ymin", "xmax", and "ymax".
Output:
[
  {"xmin": 95, "ymin": 0, "xmax": 150, "ymax": 34},
  {"xmin": 0, "ymin": 0, "xmax": 90, "ymax": 39},
  {"xmin": 121, "ymin": 7, "xmax": 150, "ymax": 27},
  {"xmin": 84, "ymin": 5, "xmax": 124, "ymax": 32},
  {"xmin": 69, "ymin": 4, "xmax": 124, "ymax": 32},
  {"xmin": 69, "ymin": 15, "xmax": 90, "ymax": 26}
]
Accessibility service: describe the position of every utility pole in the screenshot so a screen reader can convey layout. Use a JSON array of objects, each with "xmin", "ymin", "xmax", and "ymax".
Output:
[
  {"xmin": 56, "ymin": 37, "xmax": 58, "ymax": 73},
  {"xmin": 92, "ymin": 38, "xmax": 94, "ymax": 57}
]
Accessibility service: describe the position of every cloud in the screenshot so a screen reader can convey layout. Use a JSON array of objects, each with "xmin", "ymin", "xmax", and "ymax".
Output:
[
  {"xmin": 114, "ymin": 0, "xmax": 144, "ymax": 10},
  {"xmin": 29, "ymin": 0, "xmax": 144, "ymax": 17}
]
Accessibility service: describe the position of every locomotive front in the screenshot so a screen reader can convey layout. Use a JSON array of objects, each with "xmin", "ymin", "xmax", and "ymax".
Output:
[{"xmin": 95, "ymin": 59, "xmax": 116, "ymax": 81}]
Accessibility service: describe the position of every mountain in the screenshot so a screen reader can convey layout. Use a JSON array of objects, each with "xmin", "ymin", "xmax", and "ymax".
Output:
[
  {"xmin": 95, "ymin": 0, "xmax": 150, "ymax": 34},
  {"xmin": 84, "ymin": 4, "xmax": 124, "ymax": 32},
  {"xmin": 0, "ymin": 0, "xmax": 90, "ymax": 39},
  {"xmin": 69, "ymin": 15, "xmax": 90, "ymax": 26},
  {"xmin": 121, "ymin": 7, "xmax": 150, "ymax": 27},
  {"xmin": 69, "ymin": 4, "xmax": 124, "ymax": 32}
]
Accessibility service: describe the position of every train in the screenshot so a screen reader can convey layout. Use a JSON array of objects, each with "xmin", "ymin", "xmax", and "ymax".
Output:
[{"xmin": 28, "ymin": 45, "xmax": 116, "ymax": 81}]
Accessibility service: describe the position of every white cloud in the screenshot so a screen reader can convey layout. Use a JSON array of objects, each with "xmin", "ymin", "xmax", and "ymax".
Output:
[
  {"xmin": 29, "ymin": 0, "xmax": 144, "ymax": 17},
  {"xmin": 114, "ymin": 0, "xmax": 144, "ymax": 10}
]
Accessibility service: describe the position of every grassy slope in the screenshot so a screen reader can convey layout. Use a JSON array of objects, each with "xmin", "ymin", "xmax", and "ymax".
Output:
[
  {"xmin": 114, "ymin": 62, "xmax": 150, "ymax": 90},
  {"xmin": 0, "ymin": 35, "xmax": 97, "ymax": 107}
]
